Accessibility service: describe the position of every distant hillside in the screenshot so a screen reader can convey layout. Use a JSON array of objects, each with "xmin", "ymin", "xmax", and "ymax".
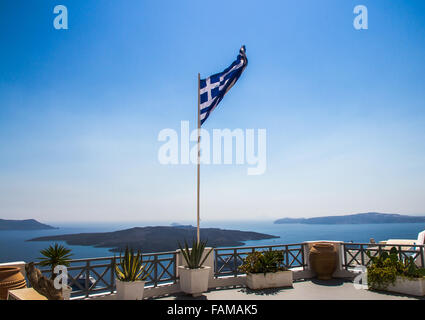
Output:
[
  {"xmin": 0, "ymin": 219, "xmax": 56, "ymax": 231},
  {"xmin": 28, "ymin": 226, "xmax": 278, "ymax": 253},
  {"xmin": 274, "ymin": 212, "xmax": 425, "ymax": 225}
]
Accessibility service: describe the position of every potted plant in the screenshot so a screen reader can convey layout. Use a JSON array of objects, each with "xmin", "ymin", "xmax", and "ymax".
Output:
[
  {"xmin": 115, "ymin": 246, "xmax": 152, "ymax": 300},
  {"xmin": 178, "ymin": 239, "xmax": 213, "ymax": 297},
  {"xmin": 239, "ymin": 250, "xmax": 293, "ymax": 290},
  {"xmin": 366, "ymin": 247, "xmax": 425, "ymax": 296},
  {"xmin": 38, "ymin": 243, "xmax": 73, "ymax": 299}
]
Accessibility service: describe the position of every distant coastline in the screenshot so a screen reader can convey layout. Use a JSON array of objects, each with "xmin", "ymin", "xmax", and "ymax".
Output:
[
  {"xmin": 1, "ymin": 221, "xmax": 424, "ymax": 262},
  {"xmin": 0, "ymin": 219, "xmax": 57, "ymax": 231},
  {"xmin": 274, "ymin": 212, "xmax": 425, "ymax": 225}
]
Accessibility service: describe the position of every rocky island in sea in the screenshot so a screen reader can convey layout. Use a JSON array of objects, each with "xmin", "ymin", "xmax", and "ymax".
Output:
[
  {"xmin": 28, "ymin": 225, "xmax": 278, "ymax": 253},
  {"xmin": 274, "ymin": 212, "xmax": 425, "ymax": 225},
  {"xmin": 0, "ymin": 219, "xmax": 57, "ymax": 231}
]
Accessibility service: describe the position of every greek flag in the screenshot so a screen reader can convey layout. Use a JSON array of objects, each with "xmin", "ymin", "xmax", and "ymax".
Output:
[{"xmin": 199, "ymin": 46, "xmax": 248, "ymax": 125}]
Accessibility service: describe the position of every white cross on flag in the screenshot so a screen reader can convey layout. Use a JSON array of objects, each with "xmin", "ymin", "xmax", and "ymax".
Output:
[{"xmin": 199, "ymin": 46, "xmax": 248, "ymax": 125}]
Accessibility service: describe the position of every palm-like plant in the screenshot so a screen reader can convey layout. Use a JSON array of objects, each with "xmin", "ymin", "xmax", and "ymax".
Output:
[
  {"xmin": 38, "ymin": 243, "xmax": 72, "ymax": 279},
  {"xmin": 178, "ymin": 239, "xmax": 212, "ymax": 269},
  {"xmin": 115, "ymin": 246, "xmax": 152, "ymax": 282}
]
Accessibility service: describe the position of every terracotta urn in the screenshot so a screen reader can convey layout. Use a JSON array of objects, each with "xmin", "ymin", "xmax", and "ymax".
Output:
[
  {"xmin": 309, "ymin": 243, "xmax": 337, "ymax": 280},
  {"xmin": 0, "ymin": 267, "xmax": 27, "ymax": 299}
]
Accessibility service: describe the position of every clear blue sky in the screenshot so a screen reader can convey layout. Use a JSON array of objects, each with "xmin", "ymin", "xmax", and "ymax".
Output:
[{"xmin": 1, "ymin": 0, "xmax": 425, "ymax": 222}]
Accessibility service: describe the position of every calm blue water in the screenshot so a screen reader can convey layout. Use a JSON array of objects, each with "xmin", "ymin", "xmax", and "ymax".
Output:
[{"xmin": 1, "ymin": 220, "xmax": 424, "ymax": 263}]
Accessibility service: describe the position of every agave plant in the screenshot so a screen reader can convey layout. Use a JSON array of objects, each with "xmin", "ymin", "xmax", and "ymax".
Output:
[
  {"xmin": 115, "ymin": 246, "xmax": 153, "ymax": 282},
  {"xmin": 38, "ymin": 243, "xmax": 72, "ymax": 280},
  {"xmin": 178, "ymin": 239, "xmax": 212, "ymax": 269}
]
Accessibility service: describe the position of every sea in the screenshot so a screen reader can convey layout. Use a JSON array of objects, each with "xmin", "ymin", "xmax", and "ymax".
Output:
[{"xmin": 1, "ymin": 220, "xmax": 425, "ymax": 264}]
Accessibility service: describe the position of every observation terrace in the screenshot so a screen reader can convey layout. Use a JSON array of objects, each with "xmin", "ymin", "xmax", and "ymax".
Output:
[{"xmin": 3, "ymin": 240, "xmax": 424, "ymax": 300}]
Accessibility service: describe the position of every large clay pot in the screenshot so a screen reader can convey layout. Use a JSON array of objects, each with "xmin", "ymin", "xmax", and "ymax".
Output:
[
  {"xmin": 309, "ymin": 243, "xmax": 337, "ymax": 280},
  {"xmin": 0, "ymin": 267, "xmax": 27, "ymax": 299}
]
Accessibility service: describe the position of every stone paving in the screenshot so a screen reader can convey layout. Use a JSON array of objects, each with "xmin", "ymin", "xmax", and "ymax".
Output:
[{"xmin": 153, "ymin": 279, "xmax": 423, "ymax": 300}]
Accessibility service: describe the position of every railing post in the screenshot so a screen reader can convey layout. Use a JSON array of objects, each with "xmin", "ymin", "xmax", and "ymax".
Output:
[
  {"xmin": 302, "ymin": 243, "xmax": 311, "ymax": 271},
  {"xmin": 233, "ymin": 249, "xmax": 237, "ymax": 277},
  {"xmin": 153, "ymin": 255, "xmax": 158, "ymax": 287},
  {"xmin": 360, "ymin": 244, "xmax": 365, "ymax": 266},
  {"xmin": 173, "ymin": 252, "xmax": 177, "ymax": 283},
  {"xmin": 213, "ymin": 249, "xmax": 218, "ymax": 278},
  {"xmin": 285, "ymin": 245, "xmax": 289, "ymax": 268},
  {"xmin": 111, "ymin": 257, "xmax": 115, "ymax": 293},
  {"xmin": 85, "ymin": 261, "xmax": 90, "ymax": 298},
  {"xmin": 420, "ymin": 246, "xmax": 425, "ymax": 269},
  {"xmin": 301, "ymin": 244, "xmax": 305, "ymax": 270},
  {"xmin": 398, "ymin": 245, "xmax": 404, "ymax": 262}
]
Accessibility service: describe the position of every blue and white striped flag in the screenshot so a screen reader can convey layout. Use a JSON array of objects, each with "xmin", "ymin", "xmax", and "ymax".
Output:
[{"xmin": 199, "ymin": 46, "xmax": 248, "ymax": 125}]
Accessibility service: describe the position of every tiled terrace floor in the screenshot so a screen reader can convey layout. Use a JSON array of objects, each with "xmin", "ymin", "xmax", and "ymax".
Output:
[{"xmin": 151, "ymin": 279, "xmax": 423, "ymax": 300}]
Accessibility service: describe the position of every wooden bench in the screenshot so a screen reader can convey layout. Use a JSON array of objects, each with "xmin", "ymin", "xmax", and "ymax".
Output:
[{"xmin": 7, "ymin": 288, "xmax": 48, "ymax": 300}]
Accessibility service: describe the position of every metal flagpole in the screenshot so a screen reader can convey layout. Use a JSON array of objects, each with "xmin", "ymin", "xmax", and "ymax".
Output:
[{"xmin": 197, "ymin": 73, "xmax": 201, "ymax": 244}]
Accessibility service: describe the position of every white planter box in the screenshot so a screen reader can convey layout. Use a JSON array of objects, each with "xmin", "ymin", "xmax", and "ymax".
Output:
[
  {"xmin": 246, "ymin": 271, "xmax": 293, "ymax": 290},
  {"xmin": 178, "ymin": 266, "xmax": 211, "ymax": 297},
  {"xmin": 115, "ymin": 279, "xmax": 146, "ymax": 300},
  {"xmin": 377, "ymin": 276, "xmax": 425, "ymax": 297}
]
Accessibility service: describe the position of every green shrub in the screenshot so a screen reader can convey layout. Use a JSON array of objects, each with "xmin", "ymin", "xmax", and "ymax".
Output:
[
  {"xmin": 239, "ymin": 250, "xmax": 288, "ymax": 275},
  {"xmin": 367, "ymin": 258, "xmax": 398, "ymax": 290},
  {"xmin": 366, "ymin": 247, "xmax": 425, "ymax": 290}
]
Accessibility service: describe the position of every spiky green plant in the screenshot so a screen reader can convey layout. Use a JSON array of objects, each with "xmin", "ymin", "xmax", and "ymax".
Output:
[
  {"xmin": 38, "ymin": 243, "xmax": 72, "ymax": 280},
  {"xmin": 115, "ymin": 246, "xmax": 153, "ymax": 282},
  {"xmin": 178, "ymin": 239, "xmax": 212, "ymax": 269}
]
